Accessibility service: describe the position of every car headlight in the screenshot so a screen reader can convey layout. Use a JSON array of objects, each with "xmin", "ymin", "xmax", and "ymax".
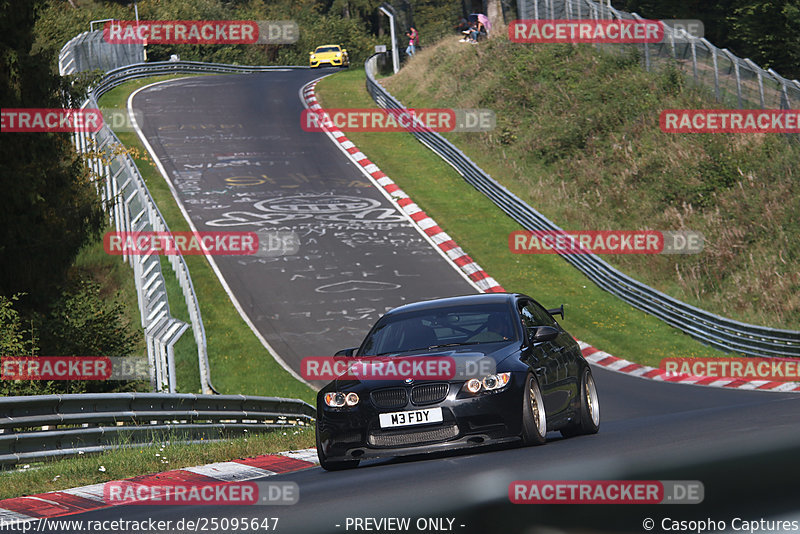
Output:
[
  {"xmin": 336, "ymin": 52, "xmax": 341, "ymax": 57},
  {"xmin": 311, "ymin": 55, "xmax": 316, "ymax": 59},
  {"xmin": 461, "ymin": 372, "xmax": 511, "ymax": 394},
  {"xmin": 324, "ymin": 392, "xmax": 359, "ymax": 407}
]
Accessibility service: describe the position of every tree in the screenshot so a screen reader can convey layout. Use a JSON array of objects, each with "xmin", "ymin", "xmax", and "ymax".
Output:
[
  {"xmin": 487, "ymin": 0, "xmax": 503, "ymax": 36},
  {"xmin": 612, "ymin": 0, "xmax": 799, "ymax": 80},
  {"xmin": 727, "ymin": 0, "xmax": 800, "ymax": 80},
  {"xmin": 0, "ymin": 0, "xmax": 105, "ymax": 312},
  {"xmin": 0, "ymin": 294, "xmax": 49, "ymax": 396},
  {"xmin": 39, "ymin": 280, "xmax": 139, "ymax": 360}
]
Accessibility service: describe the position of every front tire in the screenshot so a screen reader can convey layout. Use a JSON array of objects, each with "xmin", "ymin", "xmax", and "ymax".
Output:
[
  {"xmin": 316, "ymin": 423, "xmax": 360, "ymax": 471},
  {"xmin": 521, "ymin": 374, "xmax": 547, "ymax": 445},
  {"xmin": 561, "ymin": 367, "xmax": 600, "ymax": 438}
]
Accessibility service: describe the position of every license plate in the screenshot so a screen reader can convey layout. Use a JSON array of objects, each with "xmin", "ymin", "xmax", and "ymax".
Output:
[{"xmin": 379, "ymin": 408, "xmax": 443, "ymax": 428}]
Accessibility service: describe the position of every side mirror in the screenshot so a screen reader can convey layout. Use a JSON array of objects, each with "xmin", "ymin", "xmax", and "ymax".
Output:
[
  {"xmin": 334, "ymin": 347, "xmax": 357, "ymax": 357},
  {"xmin": 547, "ymin": 305, "xmax": 564, "ymax": 319},
  {"xmin": 529, "ymin": 326, "xmax": 559, "ymax": 343},
  {"xmin": 309, "ymin": 51, "xmax": 314, "ymax": 55}
]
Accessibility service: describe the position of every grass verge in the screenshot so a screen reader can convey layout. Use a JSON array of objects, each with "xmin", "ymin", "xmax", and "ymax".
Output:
[
  {"xmin": 381, "ymin": 37, "xmax": 800, "ymax": 330},
  {"xmin": 98, "ymin": 75, "xmax": 315, "ymax": 403},
  {"xmin": 315, "ymin": 67, "xmax": 726, "ymax": 367},
  {"xmin": 72, "ymin": 223, "xmax": 147, "ymax": 367},
  {"xmin": 0, "ymin": 426, "xmax": 314, "ymax": 500}
]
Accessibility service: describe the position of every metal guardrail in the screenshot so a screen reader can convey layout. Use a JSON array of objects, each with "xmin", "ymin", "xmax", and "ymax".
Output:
[
  {"xmin": 92, "ymin": 60, "xmax": 307, "ymax": 99},
  {"xmin": 74, "ymin": 92, "xmax": 193, "ymax": 394},
  {"xmin": 63, "ymin": 58, "xmax": 308, "ymax": 394},
  {"xmin": 517, "ymin": 0, "xmax": 800, "ymax": 116},
  {"xmin": 58, "ymin": 30, "xmax": 144, "ymax": 76},
  {"xmin": 364, "ymin": 54, "xmax": 800, "ymax": 358},
  {"xmin": 0, "ymin": 393, "xmax": 314, "ymax": 466}
]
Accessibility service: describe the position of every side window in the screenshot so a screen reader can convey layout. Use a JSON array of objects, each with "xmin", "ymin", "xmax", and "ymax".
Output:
[
  {"xmin": 519, "ymin": 303, "xmax": 537, "ymax": 330},
  {"xmin": 520, "ymin": 301, "xmax": 558, "ymax": 329},
  {"xmin": 529, "ymin": 301, "xmax": 558, "ymax": 327}
]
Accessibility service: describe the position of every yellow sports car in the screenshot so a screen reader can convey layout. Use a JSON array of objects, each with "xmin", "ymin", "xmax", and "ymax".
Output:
[{"xmin": 309, "ymin": 45, "xmax": 349, "ymax": 68}]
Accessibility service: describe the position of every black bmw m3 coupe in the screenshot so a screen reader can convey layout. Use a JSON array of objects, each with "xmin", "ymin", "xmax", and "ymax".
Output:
[{"xmin": 315, "ymin": 293, "xmax": 600, "ymax": 470}]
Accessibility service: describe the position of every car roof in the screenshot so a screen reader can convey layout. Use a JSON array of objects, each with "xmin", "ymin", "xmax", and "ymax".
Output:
[
  {"xmin": 383, "ymin": 293, "xmax": 523, "ymax": 317},
  {"xmin": 315, "ymin": 44, "xmax": 341, "ymax": 49}
]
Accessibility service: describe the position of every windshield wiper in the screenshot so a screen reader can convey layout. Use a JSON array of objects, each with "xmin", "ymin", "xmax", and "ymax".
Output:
[{"xmin": 426, "ymin": 343, "xmax": 473, "ymax": 349}]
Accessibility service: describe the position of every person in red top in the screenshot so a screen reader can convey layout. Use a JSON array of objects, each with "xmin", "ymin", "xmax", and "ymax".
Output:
[{"xmin": 405, "ymin": 26, "xmax": 418, "ymax": 56}]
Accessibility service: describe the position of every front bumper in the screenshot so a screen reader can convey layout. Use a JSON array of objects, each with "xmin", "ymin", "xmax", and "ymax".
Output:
[
  {"xmin": 317, "ymin": 376, "xmax": 525, "ymax": 462},
  {"xmin": 310, "ymin": 57, "xmax": 347, "ymax": 67}
]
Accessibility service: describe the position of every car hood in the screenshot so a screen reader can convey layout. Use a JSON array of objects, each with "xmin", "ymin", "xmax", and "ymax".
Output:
[{"xmin": 325, "ymin": 342, "xmax": 521, "ymax": 391}]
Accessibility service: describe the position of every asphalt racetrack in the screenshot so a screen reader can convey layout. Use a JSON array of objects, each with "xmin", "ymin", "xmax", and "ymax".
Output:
[
  {"xmin": 128, "ymin": 68, "xmax": 477, "ymax": 384},
  {"xmin": 55, "ymin": 69, "xmax": 800, "ymax": 534}
]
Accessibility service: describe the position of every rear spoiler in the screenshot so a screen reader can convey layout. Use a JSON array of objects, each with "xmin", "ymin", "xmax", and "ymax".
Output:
[{"xmin": 547, "ymin": 305, "xmax": 564, "ymax": 319}]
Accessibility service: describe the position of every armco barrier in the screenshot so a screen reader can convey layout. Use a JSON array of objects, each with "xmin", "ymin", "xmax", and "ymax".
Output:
[
  {"xmin": 66, "ymin": 60, "xmax": 308, "ymax": 394},
  {"xmin": 364, "ymin": 54, "xmax": 800, "ymax": 358},
  {"xmin": 92, "ymin": 60, "xmax": 306, "ymax": 99},
  {"xmin": 75, "ymin": 89, "xmax": 198, "ymax": 394},
  {"xmin": 58, "ymin": 30, "xmax": 144, "ymax": 76},
  {"xmin": 0, "ymin": 393, "xmax": 314, "ymax": 466}
]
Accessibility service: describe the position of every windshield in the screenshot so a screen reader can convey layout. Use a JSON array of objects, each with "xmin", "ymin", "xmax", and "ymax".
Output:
[
  {"xmin": 315, "ymin": 46, "xmax": 340, "ymax": 53},
  {"xmin": 359, "ymin": 303, "xmax": 517, "ymax": 356}
]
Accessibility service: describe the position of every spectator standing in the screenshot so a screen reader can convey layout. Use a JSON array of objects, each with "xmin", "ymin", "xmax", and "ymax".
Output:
[{"xmin": 405, "ymin": 26, "xmax": 418, "ymax": 56}]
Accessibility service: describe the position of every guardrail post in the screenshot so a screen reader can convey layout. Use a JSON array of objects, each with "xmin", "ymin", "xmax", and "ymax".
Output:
[
  {"xmin": 721, "ymin": 48, "xmax": 743, "ymax": 108},
  {"xmin": 689, "ymin": 34, "xmax": 698, "ymax": 83},
  {"xmin": 631, "ymin": 13, "xmax": 650, "ymax": 70},
  {"xmin": 707, "ymin": 40, "xmax": 721, "ymax": 101}
]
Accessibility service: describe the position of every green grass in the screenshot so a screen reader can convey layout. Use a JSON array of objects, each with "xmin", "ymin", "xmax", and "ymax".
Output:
[
  {"xmin": 0, "ymin": 426, "xmax": 314, "ymax": 500},
  {"xmin": 98, "ymin": 75, "xmax": 315, "ymax": 403},
  {"xmin": 380, "ymin": 37, "xmax": 800, "ymax": 330},
  {"xmin": 315, "ymin": 67, "xmax": 727, "ymax": 368},
  {"xmin": 72, "ymin": 223, "xmax": 146, "ymax": 363}
]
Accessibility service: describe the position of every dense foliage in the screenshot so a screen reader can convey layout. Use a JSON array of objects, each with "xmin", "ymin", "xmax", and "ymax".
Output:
[
  {"xmin": 614, "ymin": 0, "xmax": 800, "ymax": 79},
  {"xmin": 33, "ymin": 0, "xmax": 387, "ymax": 67},
  {"xmin": 1, "ymin": 0, "xmax": 139, "ymax": 395}
]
